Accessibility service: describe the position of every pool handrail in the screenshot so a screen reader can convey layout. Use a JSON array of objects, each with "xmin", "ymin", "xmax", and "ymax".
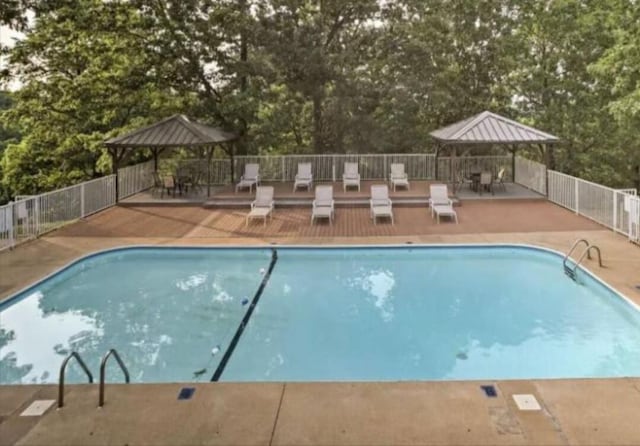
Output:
[
  {"xmin": 99, "ymin": 348, "xmax": 130, "ymax": 408},
  {"xmin": 58, "ymin": 351, "xmax": 94, "ymax": 408},
  {"xmin": 563, "ymin": 239, "xmax": 591, "ymax": 268}
]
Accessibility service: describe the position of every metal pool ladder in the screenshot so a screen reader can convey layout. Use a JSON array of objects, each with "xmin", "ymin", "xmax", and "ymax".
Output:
[
  {"xmin": 563, "ymin": 239, "xmax": 603, "ymax": 281},
  {"xmin": 58, "ymin": 351, "xmax": 93, "ymax": 408},
  {"xmin": 99, "ymin": 349, "xmax": 130, "ymax": 408}
]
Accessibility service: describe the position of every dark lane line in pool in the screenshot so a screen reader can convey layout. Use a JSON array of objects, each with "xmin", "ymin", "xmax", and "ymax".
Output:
[{"xmin": 210, "ymin": 248, "xmax": 278, "ymax": 381}]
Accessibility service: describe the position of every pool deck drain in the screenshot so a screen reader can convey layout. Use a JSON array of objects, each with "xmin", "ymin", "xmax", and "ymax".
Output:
[
  {"xmin": 19, "ymin": 400, "xmax": 55, "ymax": 417},
  {"xmin": 513, "ymin": 394, "xmax": 542, "ymax": 411}
]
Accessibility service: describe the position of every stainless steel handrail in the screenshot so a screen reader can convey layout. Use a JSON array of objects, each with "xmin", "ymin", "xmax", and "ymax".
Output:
[
  {"xmin": 99, "ymin": 349, "xmax": 130, "ymax": 407},
  {"xmin": 58, "ymin": 352, "xmax": 94, "ymax": 408},
  {"xmin": 563, "ymin": 239, "xmax": 591, "ymax": 270},
  {"xmin": 573, "ymin": 245, "xmax": 603, "ymax": 273}
]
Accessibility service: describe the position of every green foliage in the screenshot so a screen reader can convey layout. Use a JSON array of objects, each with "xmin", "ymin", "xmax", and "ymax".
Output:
[{"xmin": 1, "ymin": 0, "xmax": 640, "ymax": 196}]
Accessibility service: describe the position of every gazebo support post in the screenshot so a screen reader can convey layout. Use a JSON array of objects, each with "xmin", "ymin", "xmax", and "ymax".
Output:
[
  {"xmin": 109, "ymin": 147, "xmax": 128, "ymax": 203},
  {"xmin": 510, "ymin": 145, "xmax": 517, "ymax": 183},
  {"xmin": 206, "ymin": 146, "xmax": 214, "ymax": 197},
  {"xmin": 151, "ymin": 147, "xmax": 164, "ymax": 172},
  {"xmin": 434, "ymin": 143, "xmax": 440, "ymax": 180},
  {"xmin": 449, "ymin": 146, "xmax": 456, "ymax": 185}
]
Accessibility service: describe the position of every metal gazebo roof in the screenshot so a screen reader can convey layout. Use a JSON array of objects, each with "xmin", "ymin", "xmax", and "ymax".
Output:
[
  {"xmin": 430, "ymin": 111, "xmax": 559, "ymax": 145},
  {"xmin": 105, "ymin": 114, "xmax": 237, "ymax": 200},
  {"xmin": 104, "ymin": 114, "xmax": 237, "ymax": 148}
]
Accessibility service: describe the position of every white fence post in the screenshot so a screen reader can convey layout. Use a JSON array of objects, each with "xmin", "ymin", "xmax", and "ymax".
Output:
[
  {"xmin": 80, "ymin": 183, "xmax": 86, "ymax": 217},
  {"xmin": 281, "ymin": 157, "xmax": 285, "ymax": 182},
  {"xmin": 574, "ymin": 177, "xmax": 579, "ymax": 214},
  {"xmin": 613, "ymin": 191, "xmax": 618, "ymax": 232},
  {"xmin": 332, "ymin": 158, "xmax": 336, "ymax": 182}
]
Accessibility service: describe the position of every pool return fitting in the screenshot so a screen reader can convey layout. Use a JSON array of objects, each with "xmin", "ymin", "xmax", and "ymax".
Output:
[{"xmin": 563, "ymin": 239, "xmax": 603, "ymax": 281}]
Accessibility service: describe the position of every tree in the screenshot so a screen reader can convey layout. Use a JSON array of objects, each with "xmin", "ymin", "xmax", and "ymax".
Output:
[
  {"xmin": 1, "ymin": 0, "xmax": 183, "ymax": 196},
  {"xmin": 590, "ymin": 0, "xmax": 640, "ymax": 188}
]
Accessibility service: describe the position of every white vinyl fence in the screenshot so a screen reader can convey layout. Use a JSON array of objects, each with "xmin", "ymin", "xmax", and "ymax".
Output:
[
  {"xmin": 118, "ymin": 160, "xmax": 155, "ymax": 200},
  {"xmin": 436, "ymin": 156, "xmax": 512, "ymax": 182},
  {"xmin": 0, "ymin": 175, "xmax": 117, "ymax": 251},
  {"xmin": 515, "ymin": 156, "xmax": 547, "ymax": 195},
  {"xmin": 547, "ymin": 170, "xmax": 640, "ymax": 243},
  {"xmin": 167, "ymin": 153, "xmax": 438, "ymax": 184}
]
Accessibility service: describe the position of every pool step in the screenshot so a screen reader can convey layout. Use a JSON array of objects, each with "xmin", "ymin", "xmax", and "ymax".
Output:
[{"xmin": 563, "ymin": 264, "xmax": 577, "ymax": 281}]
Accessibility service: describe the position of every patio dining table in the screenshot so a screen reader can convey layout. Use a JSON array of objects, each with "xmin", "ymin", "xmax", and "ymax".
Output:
[{"xmin": 469, "ymin": 170, "xmax": 492, "ymax": 193}]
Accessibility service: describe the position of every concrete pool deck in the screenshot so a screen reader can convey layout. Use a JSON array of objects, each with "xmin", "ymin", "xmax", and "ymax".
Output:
[{"xmin": 1, "ymin": 200, "xmax": 640, "ymax": 445}]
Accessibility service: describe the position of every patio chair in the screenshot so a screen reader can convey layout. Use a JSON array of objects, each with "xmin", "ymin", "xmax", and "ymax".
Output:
[
  {"xmin": 457, "ymin": 171, "xmax": 473, "ymax": 192},
  {"xmin": 152, "ymin": 172, "xmax": 164, "ymax": 197},
  {"xmin": 428, "ymin": 184, "xmax": 453, "ymax": 217},
  {"xmin": 479, "ymin": 171, "xmax": 493, "ymax": 195},
  {"xmin": 246, "ymin": 186, "xmax": 274, "ymax": 227},
  {"xmin": 494, "ymin": 168, "xmax": 506, "ymax": 192},
  {"xmin": 389, "ymin": 163, "xmax": 410, "ymax": 191},
  {"xmin": 162, "ymin": 175, "xmax": 176, "ymax": 198},
  {"xmin": 181, "ymin": 171, "xmax": 203, "ymax": 196},
  {"xmin": 311, "ymin": 185, "xmax": 335, "ymax": 225},
  {"xmin": 370, "ymin": 185, "xmax": 394, "ymax": 224},
  {"xmin": 293, "ymin": 163, "xmax": 313, "ymax": 192},
  {"xmin": 343, "ymin": 162, "xmax": 361, "ymax": 192},
  {"xmin": 236, "ymin": 163, "xmax": 260, "ymax": 193}
]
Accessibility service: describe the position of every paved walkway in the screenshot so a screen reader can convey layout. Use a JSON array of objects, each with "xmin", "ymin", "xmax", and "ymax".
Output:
[{"xmin": 2, "ymin": 379, "xmax": 640, "ymax": 445}]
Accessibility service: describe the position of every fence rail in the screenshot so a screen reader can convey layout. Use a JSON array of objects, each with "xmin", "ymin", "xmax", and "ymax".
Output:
[
  {"xmin": 0, "ymin": 175, "xmax": 117, "ymax": 252},
  {"xmin": 435, "ymin": 156, "xmax": 513, "ymax": 182},
  {"xmin": 515, "ymin": 157, "xmax": 547, "ymax": 195},
  {"xmin": 165, "ymin": 153, "xmax": 438, "ymax": 183},
  {"xmin": 547, "ymin": 170, "xmax": 640, "ymax": 243},
  {"xmin": 2, "ymin": 155, "xmax": 639, "ymax": 250},
  {"xmin": 118, "ymin": 160, "xmax": 155, "ymax": 200}
]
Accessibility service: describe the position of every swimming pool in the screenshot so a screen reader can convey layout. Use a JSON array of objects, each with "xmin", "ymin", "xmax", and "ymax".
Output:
[{"xmin": 1, "ymin": 245, "xmax": 639, "ymax": 384}]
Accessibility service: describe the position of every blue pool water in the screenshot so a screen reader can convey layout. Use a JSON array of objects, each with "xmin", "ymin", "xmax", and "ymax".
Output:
[{"xmin": 1, "ymin": 245, "xmax": 640, "ymax": 384}]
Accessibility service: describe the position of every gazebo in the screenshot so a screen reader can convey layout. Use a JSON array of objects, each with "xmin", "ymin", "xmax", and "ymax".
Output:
[
  {"xmin": 104, "ymin": 114, "xmax": 237, "ymax": 199},
  {"xmin": 430, "ymin": 111, "xmax": 559, "ymax": 182}
]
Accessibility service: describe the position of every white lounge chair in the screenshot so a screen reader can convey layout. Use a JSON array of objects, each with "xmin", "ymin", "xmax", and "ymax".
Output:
[
  {"xmin": 389, "ymin": 163, "xmax": 409, "ymax": 191},
  {"xmin": 236, "ymin": 163, "xmax": 260, "ymax": 193},
  {"xmin": 432, "ymin": 204, "xmax": 458, "ymax": 224},
  {"xmin": 428, "ymin": 184, "xmax": 453, "ymax": 217},
  {"xmin": 370, "ymin": 185, "xmax": 394, "ymax": 224},
  {"xmin": 494, "ymin": 168, "xmax": 506, "ymax": 192},
  {"xmin": 245, "ymin": 186, "xmax": 274, "ymax": 227},
  {"xmin": 293, "ymin": 163, "xmax": 313, "ymax": 192},
  {"xmin": 311, "ymin": 185, "xmax": 335, "ymax": 225},
  {"xmin": 343, "ymin": 162, "xmax": 361, "ymax": 192}
]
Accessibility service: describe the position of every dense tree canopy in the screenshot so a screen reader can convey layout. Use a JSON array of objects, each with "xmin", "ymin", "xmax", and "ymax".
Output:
[{"xmin": 0, "ymin": 0, "xmax": 639, "ymax": 201}]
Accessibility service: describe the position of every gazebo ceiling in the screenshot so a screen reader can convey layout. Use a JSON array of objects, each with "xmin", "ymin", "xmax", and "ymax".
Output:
[
  {"xmin": 104, "ymin": 114, "xmax": 237, "ymax": 148},
  {"xmin": 430, "ymin": 111, "xmax": 559, "ymax": 145}
]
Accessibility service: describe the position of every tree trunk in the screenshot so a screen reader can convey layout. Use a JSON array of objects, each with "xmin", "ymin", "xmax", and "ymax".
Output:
[
  {"xmin": 545, "ymin": 144, "xmax": 556, "ymax": 171},
  {"xmin": 236, "ymin": 0, "xmax": 249, "ymax": 156},
  {"xmin": 312, "ymin": 90, "xmax": 323, "ymax": 153}
]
